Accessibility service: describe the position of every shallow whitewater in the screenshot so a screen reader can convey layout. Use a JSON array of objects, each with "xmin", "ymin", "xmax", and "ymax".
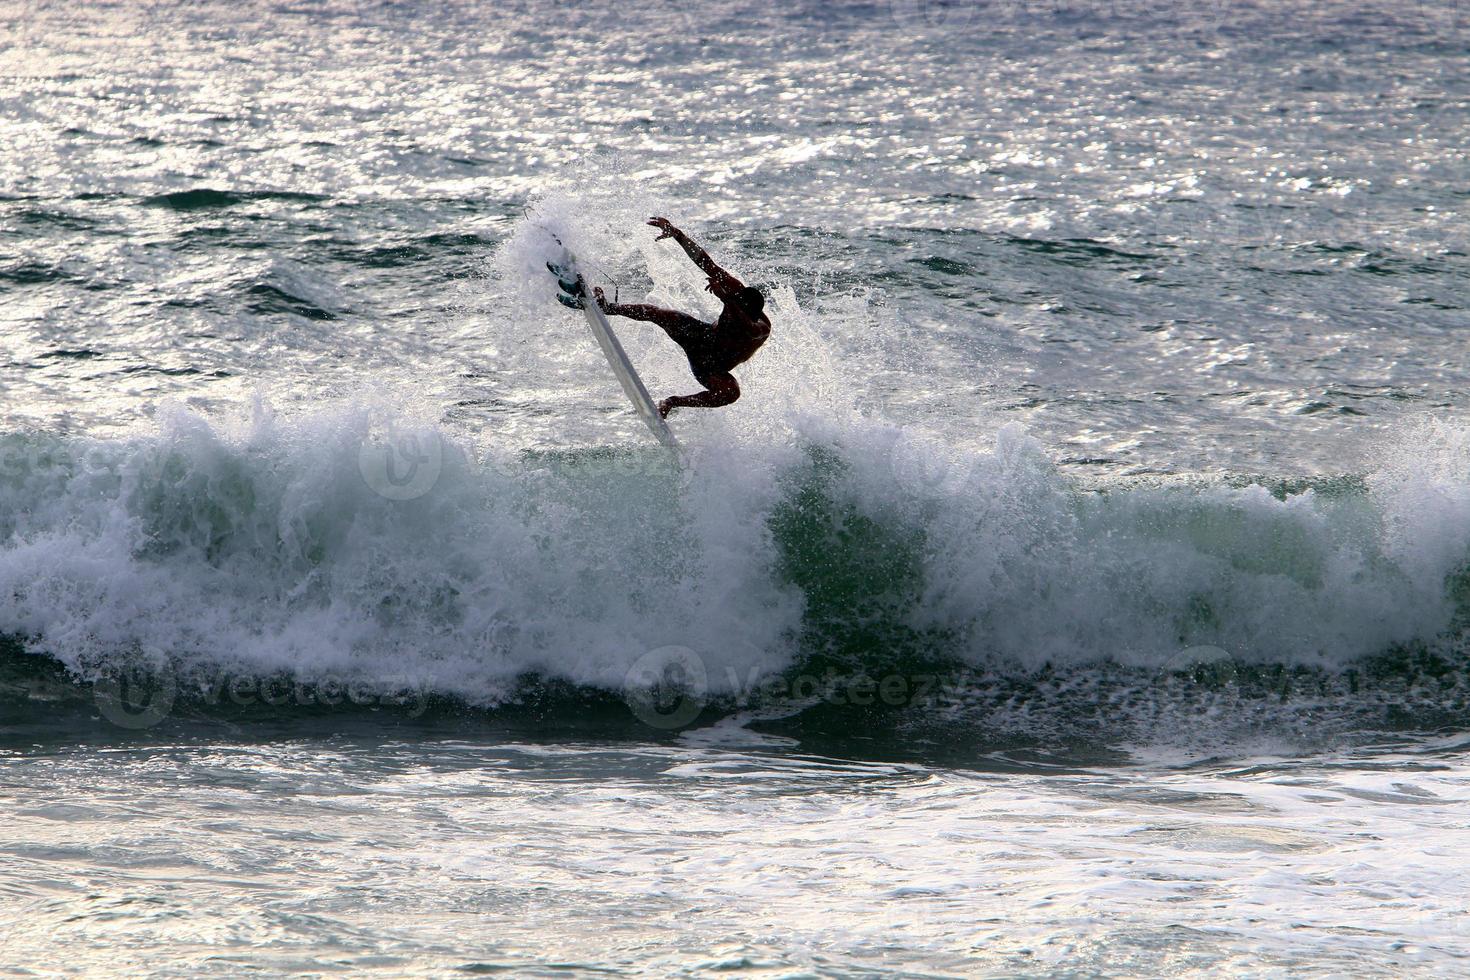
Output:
[{"xmin": 3, "ymin": 734, "xmax": 1469, "ymax": 976}]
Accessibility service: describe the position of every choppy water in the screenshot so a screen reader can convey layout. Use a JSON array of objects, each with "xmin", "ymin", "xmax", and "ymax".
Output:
[
  {"xmin": 6, "ymin": 730, "xmax": 1470, "ymax": 976},
  {"xmin": 3, "ymin": 0, "xmax": 1470, "ymax": 975}
]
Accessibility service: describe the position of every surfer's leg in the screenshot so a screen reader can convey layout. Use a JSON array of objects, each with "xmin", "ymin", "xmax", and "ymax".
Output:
[
  {"xmin": 658, "ymin": 372, "xmax": 740, "ymax": 418},
  {"xmin": 601, "ymin": 302, "xmax": 708, "ymax": 348}
]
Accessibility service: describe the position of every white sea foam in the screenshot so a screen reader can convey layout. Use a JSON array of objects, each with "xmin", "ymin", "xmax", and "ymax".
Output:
[{"xmin": 2, "ymin": 398, "xmax": 1468, "ymax": 714}]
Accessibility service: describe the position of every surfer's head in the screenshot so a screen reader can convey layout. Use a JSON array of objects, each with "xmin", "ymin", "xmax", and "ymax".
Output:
[{"xmin": 733, "ymin": 286, "xmax": 765, "ymax": 316}]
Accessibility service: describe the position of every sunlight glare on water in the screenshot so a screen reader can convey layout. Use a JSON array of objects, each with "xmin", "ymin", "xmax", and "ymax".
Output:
[{"xmin": 2, "ymin": 0, "xmax": 1470, "ymax": 975}]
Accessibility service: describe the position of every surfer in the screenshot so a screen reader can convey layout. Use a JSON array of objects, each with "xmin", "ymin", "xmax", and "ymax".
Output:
[{"xmin": 590, "ymin": 217, "xmax": 770, "ymax": 418}]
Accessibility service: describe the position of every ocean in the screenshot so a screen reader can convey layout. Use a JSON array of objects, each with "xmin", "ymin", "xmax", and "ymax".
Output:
[{"xmin": 3, "ymin": 0, "xmax": 1470, "ymax": 974}]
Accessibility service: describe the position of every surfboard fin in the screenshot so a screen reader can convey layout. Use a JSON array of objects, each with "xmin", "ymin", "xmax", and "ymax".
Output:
[
  {"xmin": 556, "ymin": 291, "xmax": 585, "ymax": 310},
  {"xmin": 547, "ymin": 261, "xmax": 584, "ymax": 296}
]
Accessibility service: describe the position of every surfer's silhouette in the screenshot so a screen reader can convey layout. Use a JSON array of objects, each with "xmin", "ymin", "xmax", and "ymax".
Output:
[{"xmin": 588, "ymin": 217, "xmax": 769, "ymax": 418}]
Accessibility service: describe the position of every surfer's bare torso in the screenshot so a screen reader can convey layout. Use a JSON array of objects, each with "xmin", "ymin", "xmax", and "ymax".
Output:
[{"xmin": 595, "ymin": 217, "xmax": 770, "ymax": 418}]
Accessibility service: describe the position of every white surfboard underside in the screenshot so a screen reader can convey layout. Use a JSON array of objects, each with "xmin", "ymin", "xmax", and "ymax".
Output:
[{"xmin": 556, "ymin": 252, "xmax": 678, "ymax": 449}]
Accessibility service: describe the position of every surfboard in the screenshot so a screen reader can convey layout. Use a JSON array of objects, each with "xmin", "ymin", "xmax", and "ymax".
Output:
[{"xmin": 548, "ymin": 251, "xmax": 678, "ymax": 449}]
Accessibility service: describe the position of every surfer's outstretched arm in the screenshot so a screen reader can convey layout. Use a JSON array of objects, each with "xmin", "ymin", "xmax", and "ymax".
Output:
[
  {"xmin": 659, "ymin": 373, "xmax": 739, "ymax": 418},
  {"xmin": 648, "ymin": 217, "xmax": 744, "ymax": 300}
]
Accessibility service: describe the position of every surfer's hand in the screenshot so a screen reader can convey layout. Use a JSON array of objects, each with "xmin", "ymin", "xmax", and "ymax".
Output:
[
  {"xmin": 593, "ymin": 286, "xmax": 608, "ymax": 310},
  {"xmin": 658, "ymin": 397, "xmax": 676, "ymax": 419},
  {"xmin": 648, "ymin": 217, "xmax": 676, "ymax": 240}
]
